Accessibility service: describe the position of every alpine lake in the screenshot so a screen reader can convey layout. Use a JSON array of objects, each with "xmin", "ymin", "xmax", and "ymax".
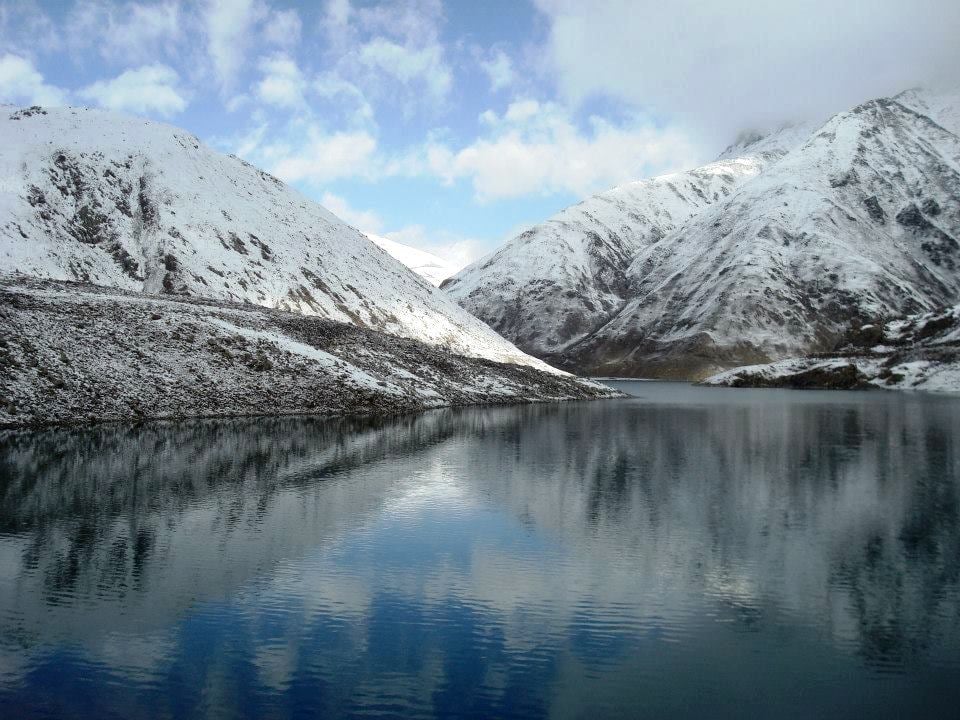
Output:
[{"xmin": 2, "ymin": 381, "xmax": 959, "ymax": 719}]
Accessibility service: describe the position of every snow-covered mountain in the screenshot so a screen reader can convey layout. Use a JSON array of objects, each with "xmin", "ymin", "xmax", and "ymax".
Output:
[
  {"xmin": 570, "ymin": 95, "xmax": 960, "ymax": 378},
  {"xmin": 445, "ymin": 89, "xmax": 960, "ymax": 380},
  {"xmin": 366, "ymin": 233, "xmax": 458, "ymax": 286},
  {"xmin": 442, "ymin": 157, "xmax": 775, "ymax": 358},
  {"xmin": 442, "ymin": 126, "xmax": 805, "ymax": 363},
  {"xmin": 0, "ymin": 105, "xmax": 541, "ymax": 369}
]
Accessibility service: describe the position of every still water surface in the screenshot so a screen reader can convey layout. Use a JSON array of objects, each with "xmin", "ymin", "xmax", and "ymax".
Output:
[{"xmin": 1, "ymin": 382, "xmax": 959, "ymax": 719}]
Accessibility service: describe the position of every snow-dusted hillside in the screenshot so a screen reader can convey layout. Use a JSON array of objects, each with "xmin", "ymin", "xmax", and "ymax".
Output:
[
  {"xmin": 442, "ymin": 153, "xmax": 790, "ymax": 360},
  {"xmin": 0, "ymin": 277, "xmax": 618, "ymax": 428},
  {"xmin": 366, "ymin": 233, "xmax": 458, "ymax": 286},
  {"xmin": 702, "ymin": 304, "xmax": 960, "ymax": 393},
  {"xmin": 0, "ymin": 105, "xmax": 543, "ymax": 369},
  {"xmin": 569, "ymin": 96, "xmax": 960, "ymax": 378}
]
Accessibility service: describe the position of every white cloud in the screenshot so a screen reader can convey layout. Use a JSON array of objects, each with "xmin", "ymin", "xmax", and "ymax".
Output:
[
  {"xmin": 80, "ymin": 64, "xmax": 187, "ymax": 116},
  {"xmin": 324, "ymin": 0, "xmax": 352, "ymax": 32},
  {"xmin": 358, "ymin": 38, "xmax": 451, "ymax": 104},
  {"xmin": 423, "ymin": 99, "xmax": 698, "ymax": 201},
  {"xmin": 0, "ymin": 2, "xmax": 60, "ymax": 56},
  {"xmin": 0, "ymin": 53, "xmax": 67, "ymax": 106},
  {"xmin": 205, "ymin": 0, "xmax": 264, "ymax": 90},
  {"xmin": 503, "ymin": 99, "xmax": 540, "ymax": 123},
  {"xmin": 69, "ymin": 0, "xmax": 181, "ymax": 63},
  {"xmin": 264, "ymin": 8, "xmax": 301, "ymax": 47},
  {"xmin": 255, "ymin": 53, "xmax": 306, "ymax": 108},
  {"xmin": 224, "ymin": 93, "xmax": 252, "ymax": 113},
  {"xmin": 534, "ymin": 0, "xmax": 960, "ymax": 145},
  {"xmin": 313, "ymin": 72, "xmax": 375, "ymax": 125},
  {"xmin": 318, "ymin": 0, "xmax": 452, "ymax": 114},
  {"xmin": 267, "ymin": 128, "xmax": 379, "ymax": 184},
  {"xmin": 320, "ymin": 192, "xmax": 384, "ymax": 233},
  {"xmin": 229, "ymin": 122, "xmax": 268, "ymax": 158},
  {"xmin": 480, "ymin": 49, "xmax": 514, "ymax": 92},
  {"xmin": 318, "ymin": 0, "xmax": 354, "ymax": 55},
  {"xmin": 352, "ymin": 0, "xmax": 444, "ymax": 46}
]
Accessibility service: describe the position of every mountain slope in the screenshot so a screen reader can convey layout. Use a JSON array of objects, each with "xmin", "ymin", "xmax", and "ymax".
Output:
[
  {"xmin": 895, "ymin": 87, "xmax": 960, "ymax": 136},
  {"xmin": 567, "ymin": 97, "xmax": 960, "ymax": 379},
  {"xmin": 0, "ymin": 105, "xmax": 541, "ymax": 369},
  {"xmin": 442, "ymin": 153, "xmax": 786, "ymax": 360},
  {"xmin": 0, "ymin": 277, "xmax": 618, "ymax": 428},
  {"xmin": 366, "ymin": 233, "xmax": 457, "ymax": 286}
]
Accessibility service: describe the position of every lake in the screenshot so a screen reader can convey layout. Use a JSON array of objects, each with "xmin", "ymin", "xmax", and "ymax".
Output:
[{"xmin": 1, "ymin": 382, "xmax": 959, "ymax": 719}]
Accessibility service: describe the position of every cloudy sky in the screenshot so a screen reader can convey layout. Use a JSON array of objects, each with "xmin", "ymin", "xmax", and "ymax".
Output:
[{"xmin": 1, "ymin": 0, "xmax": 958, "ymax": 267}]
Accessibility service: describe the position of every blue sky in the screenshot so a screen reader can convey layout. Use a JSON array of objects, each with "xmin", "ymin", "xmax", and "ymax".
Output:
[{"xmin": 1, "ymin": 0, "xmax": 958, "ymax": 267}]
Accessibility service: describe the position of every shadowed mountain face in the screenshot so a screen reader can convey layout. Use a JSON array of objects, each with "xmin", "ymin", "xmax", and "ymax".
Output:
[
  {"xmin": 445, "ymin": 90, "xmax": 960, "ymax": 380},
  {"xmin": 2, "ymin": 384, "xmax": 959, "ymax": 718}
]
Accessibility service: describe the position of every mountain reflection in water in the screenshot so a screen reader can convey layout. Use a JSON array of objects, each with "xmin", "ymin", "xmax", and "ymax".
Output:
[{"xmin": 1, "ymin": 382, "xmax": 959, "ymax": 719}]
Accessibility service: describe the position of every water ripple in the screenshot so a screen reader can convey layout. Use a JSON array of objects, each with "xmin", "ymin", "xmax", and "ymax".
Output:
[{"xmin": 0, "ymin": 384, "xmax": 959, "ymax": 718}]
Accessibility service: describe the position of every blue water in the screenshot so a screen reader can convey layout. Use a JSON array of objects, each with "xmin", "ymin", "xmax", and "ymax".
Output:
[{"xmin": 1, "ymin": 382, "xmax": 959, "ymax": 719}]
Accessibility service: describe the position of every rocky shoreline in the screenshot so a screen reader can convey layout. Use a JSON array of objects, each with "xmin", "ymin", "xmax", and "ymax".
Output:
[
  {"xmin": 701, "ymin": 305, "xmax": 960, "ymax": 393},
  {"xmin": 0, "ymin": 277, "xmax": 621, "ymax": 429}
]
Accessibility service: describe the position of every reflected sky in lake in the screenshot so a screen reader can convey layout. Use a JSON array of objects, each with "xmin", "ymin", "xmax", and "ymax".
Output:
[{"xmin": 1, "ymin": 382, "xmax": 959, "ymax": 719}]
